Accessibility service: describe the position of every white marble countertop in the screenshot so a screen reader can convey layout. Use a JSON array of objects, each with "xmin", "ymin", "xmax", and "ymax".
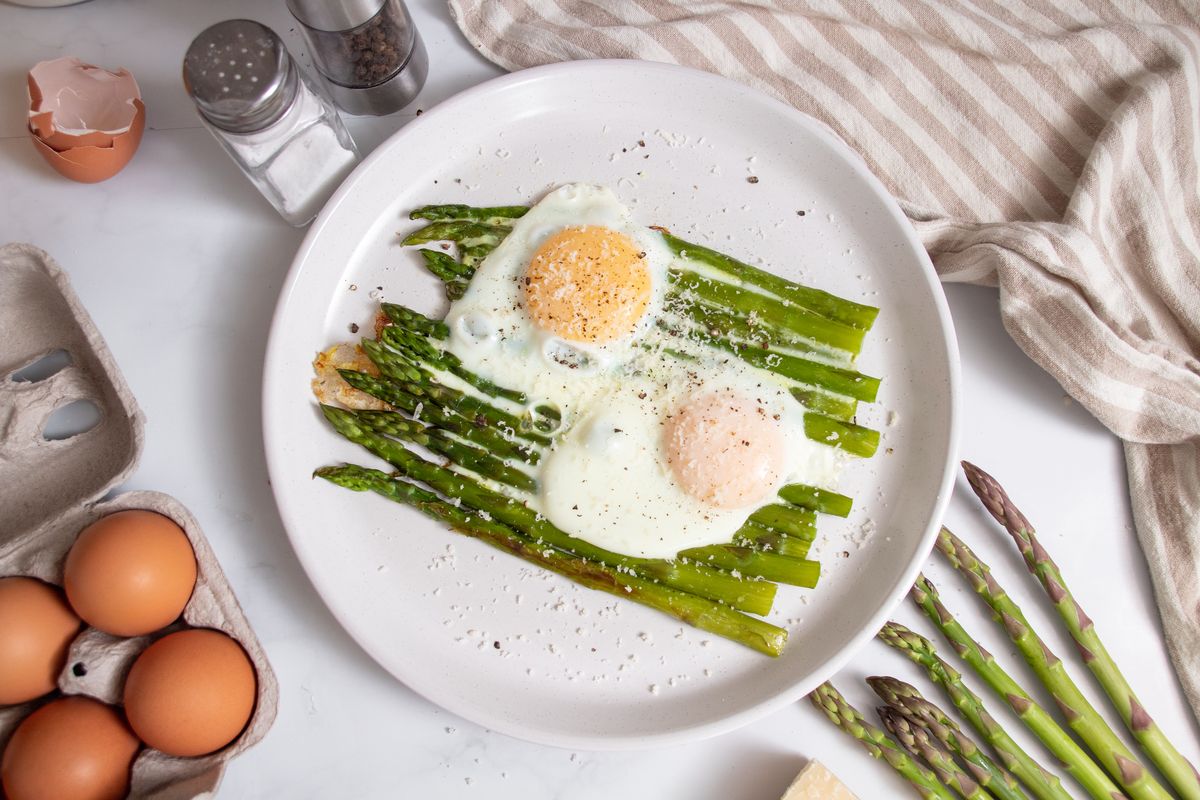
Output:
[{"xmin": 2, "ymin": 1, "xmax": 1197, "ymax": 797}]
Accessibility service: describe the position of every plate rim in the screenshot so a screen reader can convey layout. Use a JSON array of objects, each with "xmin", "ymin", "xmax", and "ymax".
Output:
[{"xmin": 262, "ymin": 58, "xmax": 962, "ymax": 750}]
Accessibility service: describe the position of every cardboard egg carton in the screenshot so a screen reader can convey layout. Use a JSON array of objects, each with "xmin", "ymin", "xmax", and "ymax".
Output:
[{"xmin": 0, "ymin": 243, "xmax": 277, "ymax": 798}]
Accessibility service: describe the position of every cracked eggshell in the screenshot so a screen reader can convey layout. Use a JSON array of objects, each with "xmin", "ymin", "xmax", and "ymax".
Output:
[{"xmin": 27, "ymin": 57, "xmax": 145, "ymax": 183}]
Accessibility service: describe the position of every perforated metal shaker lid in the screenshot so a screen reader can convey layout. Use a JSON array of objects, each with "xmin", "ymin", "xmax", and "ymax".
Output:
[{"xmin": 182, "ymin": 19, "xmax": 298, "ymax": 134}]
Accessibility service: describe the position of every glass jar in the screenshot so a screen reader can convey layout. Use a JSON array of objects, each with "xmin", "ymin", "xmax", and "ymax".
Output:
[
  {"xmin": 286, "ymin": 0, "xmax": 428, "ymax": 116},
  {"xmin": 182, "ymin": 19, "xmax": 360, "ymax": 226}
]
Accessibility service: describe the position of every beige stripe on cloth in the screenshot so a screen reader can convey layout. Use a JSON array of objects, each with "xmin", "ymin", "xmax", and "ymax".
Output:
[{"xmin": 447, "ymin": 1, "xmax": 1200, "ymax": 722}]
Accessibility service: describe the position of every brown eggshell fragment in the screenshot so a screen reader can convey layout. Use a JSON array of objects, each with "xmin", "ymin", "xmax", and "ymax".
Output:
[
  {"xmin": 29, "ymin": 99, "xmax": 145, "ymax": 184},
  {"xmin": 27, "ymin": 57, "xmax": 140, "ymax": 148},
  {"xmin": 123, "ymin": 629, "xmax": 257, "ymax": 757},
  {"xmin": 64, "ymin": 509, "xmax": 197, "ymax": 637},
  {"xmin": 0, "ymin": 577, "xmax": 82, "ymax": 705},
  {"xmin": 1, "ymin": 696, "xmax": 140, "ymax": 800},
  {"xmin": 26, "ymin": 56, "xmax": 145, "ymax": 183}
]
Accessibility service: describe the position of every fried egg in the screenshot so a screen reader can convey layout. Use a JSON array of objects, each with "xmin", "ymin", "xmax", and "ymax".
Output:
[{"xmin": 441, "ymin": 184, "xmax": 843, "ymax": 559}]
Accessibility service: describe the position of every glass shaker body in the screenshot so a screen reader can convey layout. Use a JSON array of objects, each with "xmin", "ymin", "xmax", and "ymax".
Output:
[{"xmin": 183, "ymin": 19, "xmax": 360, "ymax": 226}]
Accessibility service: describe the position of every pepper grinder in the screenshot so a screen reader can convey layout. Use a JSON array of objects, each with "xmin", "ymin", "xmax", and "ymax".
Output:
[{"xmin": 286, "ymin": 0, "xmax": 428, "ymax": 116}]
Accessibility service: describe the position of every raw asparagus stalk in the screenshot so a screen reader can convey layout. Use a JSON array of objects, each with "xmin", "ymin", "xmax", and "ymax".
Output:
[
  {"xmin": 659, "ymin": 232, "xmax": 880, "ymax": 330},
  {"xmin": 935, "ymin": 529, "xmax": 1169, "ymax": 800},
  {"xmin": 669, "ymin": 270, "xmax": 866, "ymax": 354},
  {"xmin": 911, "ymin": 577, "xmax": 1129, "ymax": 800},
  {"xmin": 777, "ymin": 484, "xmax": 853, "ymax": 517},
  {"xmin": 809, "ymin": 682, "xmax": 960, "ymax": 800},
  {"xmin": 804, "ymin": 413, "xmax": 880, "ymax": 457},
  {"xmin": 878, "ymin": 706, "xmax": 994, "ymax": 800},
  {"xmin": 963, "ymin": 461, "xmax": 1200, "ymax": 800},
  {"xmin": 321, "ymin": 404, "xmax": 777, "ymax": 615},
  {"xmin": 876, "ymin": 624, "xmax": 1073, "ymax": 800},
  {"xmin": 870, "ymin": 677, "xmax": 1029, "ymax": 800},
  {"xmin": 317, "ymin": 464, "xmax": 785, "ymax": 655},
  {"xmin": 677, "ymin": 544, "xmax": 820, "ymax": 587}
]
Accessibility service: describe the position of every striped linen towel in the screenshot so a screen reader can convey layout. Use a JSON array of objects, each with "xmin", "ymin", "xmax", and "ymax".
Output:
[{"xmin": 448, "ymin": 0, "xmax": 1200, "ymax": 721}]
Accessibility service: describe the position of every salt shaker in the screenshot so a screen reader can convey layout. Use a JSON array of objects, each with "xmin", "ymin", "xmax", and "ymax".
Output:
[
  {"xmin": 286, "ymin": 0, "xmax": 428, "ymax": 116},
  {"xmin": 182, "ymin": 19, "xmax": 360, "ymax": 227}
]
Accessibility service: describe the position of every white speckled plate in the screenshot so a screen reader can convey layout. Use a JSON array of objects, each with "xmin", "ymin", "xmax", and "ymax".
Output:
[{"xmin": 263, "ymin": 60, "xmax": 960, "ymax": 749}]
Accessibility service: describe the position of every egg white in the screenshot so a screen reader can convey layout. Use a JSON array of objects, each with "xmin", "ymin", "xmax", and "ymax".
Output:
[{"xmin": 439, "ymin": 184, "xmax": 845, "ymax": 559}]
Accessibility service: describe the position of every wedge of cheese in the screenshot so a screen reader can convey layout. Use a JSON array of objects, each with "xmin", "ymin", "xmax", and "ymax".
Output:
[{"xmin": 781, "ymin": 760, "xmax": 859, "ymax": 800}]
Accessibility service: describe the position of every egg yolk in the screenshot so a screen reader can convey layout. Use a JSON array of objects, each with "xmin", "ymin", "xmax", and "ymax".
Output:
[
  {"xmin": 523, "ymin": 225, "xmax": 651, "ymax": 344},
  {"xmin": 663, "ymin": 392, "xmax": 786, "ymax": 509}
]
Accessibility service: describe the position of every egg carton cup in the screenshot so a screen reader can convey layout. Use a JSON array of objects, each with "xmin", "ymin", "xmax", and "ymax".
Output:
[{"xmin": 0, "ymin": 243, "xmax": 278, "ymax": 798}]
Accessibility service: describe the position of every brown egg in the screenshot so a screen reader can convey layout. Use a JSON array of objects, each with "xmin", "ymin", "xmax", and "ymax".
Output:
[
  {"xmin": 123, "ymin": 629, "xmax": 256, "ymax": 757},
  {"xmin": 0, "ymin": 577, "xmax": 81, "ymax": 705},
  {"xmin": 1, "ymin": 696, "xmax": 139, "ymax": 800},
  {"xmin": 64, "ymin": 510, "xmax": 197, "ymax": 637}
]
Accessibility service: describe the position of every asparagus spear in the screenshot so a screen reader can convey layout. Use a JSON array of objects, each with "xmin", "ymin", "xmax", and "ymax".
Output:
[
  {"xmin": 659, "ymin": 232, "xmax": 881, "ymax": 330},
  {"xmin": 963, "ymin": 461, "xmax": 1200, "ymax": 800},
  {"xmin": 732, "ymin": 526, "xmax": 812, "ymax": 559},
  {"xmin": 809, "ymin": 682, "xmax": 960, "ymax": 799},
  {"xmin": 401, "ymin": 220, "xmax": 510, "ymax": 248},
  {"xmin": 777, "ymin": 484, "xmax": 853, "ymax": 517},
  {"xmin": 379, "ymin": 325, "xmax": 529, "ymax": 405},
  {"xmin": 338, "ymin": 371, "xmax": 539, "ymax": 464},
  {"xmin": 677, "ymin": 544, "xmax": 820, "ymax": 587},
  {"xmin": 878, "ymin": 706, "xmax": 994, "ymax": 800},
  {"xmin": 935, "ymin": 529, "xmax": 1169, "ymax": 800},
  {"xmin": 348, "ymin": 408, "xmax": 536, "ymax": 492},
  {"xmin": 409, "ymin": 204, "xmax": 528, "ymax": 223},
  {"xmin": 379, "ymin": 302, "xmax": 564, "ymax": 429},
  {"xmin": 355, "ymin": 357, "xmax": 552, "ymax": 448},
  {"xmin": 317, "ymin": 464, "xmax": 786, "ymax": 655},
  {"xmin": 321, "ymin": 404, "xmax": 777, "ymax": 615},
  {"xmin": 460, "ymin": 243, "xmax": 495, "ymax": 268},
  {"xmin": 669, "ymin": 270, "xmax": 866, "ymax": 354},
  {"xmin": 417, "ymin": 247, "xmax": 474, "ymax": 278},
  {"xmin": 804, "ymin": 413, "xmax": 880, "ymax": 457},
  {"xmin": 380, "ymin": 302, "xmax": 450, "ymax": 339},
  {"xmin": 672, "ymin": 301, "xmax": 825, "ymax": 358},
  {"xmin": 790, "ymin": 387, "xmax": 859, "ymax": 422},
  {"xmin": 747, "ymin": 504, "xmax": 816, "ymax": 539},
  {"xmin": 877, "ymin": 624, "xmax": 1072, "ymax": 800},
  {"xmin": 416, "ymin": 249, "xmax": 472, "ymax": 299},
  {"xmin": 670, "ymin": 322, "xmax": 880, "ymax": 401},
  {"xmin": 870, "ymin": 677, "xmax": 1029, "ymax": 800},
  {"xmin": 911, "ymin": 577, "xmax": 1129, "ymax": 800}
]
